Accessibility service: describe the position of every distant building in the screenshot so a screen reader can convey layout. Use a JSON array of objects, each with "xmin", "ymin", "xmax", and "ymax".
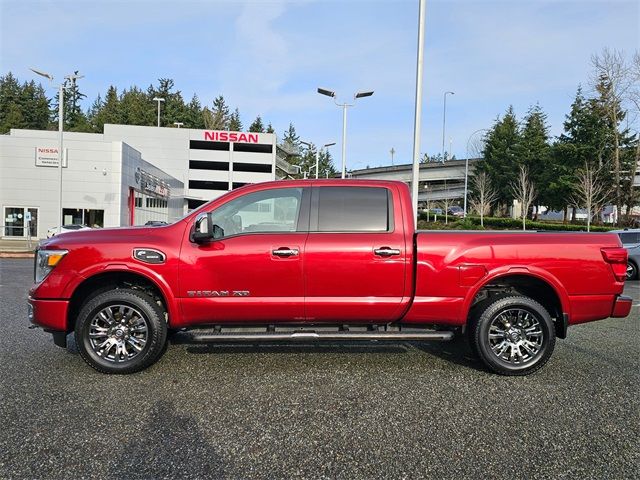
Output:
[{"xmin": 0, "ymin": 124, "xmax": 279, "ymax": 239}]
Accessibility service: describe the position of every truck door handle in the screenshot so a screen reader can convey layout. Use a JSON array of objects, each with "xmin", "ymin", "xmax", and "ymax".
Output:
[
  {"xmin": 374, "ymin": 247, "xmax": 401, "ymax": 257},
  {"xmin": 272, "ymin": 248, "xmax": 299, "ymax": 257}
]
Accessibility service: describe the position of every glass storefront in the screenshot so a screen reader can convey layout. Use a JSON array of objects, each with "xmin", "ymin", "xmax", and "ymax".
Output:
[
  {"xmin": 62, "ymin": 209, "xmax": 104, "ymax": 228},
  {"xmin": 132, "ymin": 190, "xmax": 169, "ymax": 225},
  {"xmin": 3, "ymin": 207, "xmax": 38, "ymax": 237}
]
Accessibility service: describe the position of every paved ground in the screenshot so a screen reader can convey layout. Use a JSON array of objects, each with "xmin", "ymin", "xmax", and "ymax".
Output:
[{"xmin": 0, "ymin": 258, "xmax": 638, "ymax": 479}]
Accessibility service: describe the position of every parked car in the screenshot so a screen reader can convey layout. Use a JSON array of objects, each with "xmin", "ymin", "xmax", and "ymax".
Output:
[
  {"xmin": 447, "ymin": 205, "xmax": 464, "ymax": 217},
  {"xmin": 612, "ymin": 229, "xmax": 640, "ymax": 280},
  {"xmin": 46, "ymin": 224, "xmax": 92, "ymax": 238},
  {"xmin": 29, "ymin": 180, "xmax": 631, "ymax": 375},
  {"xmin": 144, "ymin": 220, "xmax": 168, "ymax": 226}
]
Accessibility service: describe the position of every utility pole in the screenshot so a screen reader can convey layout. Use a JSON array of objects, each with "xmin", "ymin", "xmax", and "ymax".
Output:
[{"xmin": 390, "ymin": 147, "xmax": 396, "ymax": 166}]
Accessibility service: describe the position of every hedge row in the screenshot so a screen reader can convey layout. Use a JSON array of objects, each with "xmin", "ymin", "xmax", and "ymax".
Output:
[{"xmin": 417, "ymin": 215, "xmax": 614, "ymax": 232}]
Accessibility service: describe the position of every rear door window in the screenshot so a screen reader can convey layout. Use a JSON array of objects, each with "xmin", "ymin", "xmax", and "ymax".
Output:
[
  {"xmin": 619, "ymin": 232, "xmax": 640, "ymax": 245},
  {"xmin": 313, "ymin": 187, "xmax": 391, "ymax": 232}
]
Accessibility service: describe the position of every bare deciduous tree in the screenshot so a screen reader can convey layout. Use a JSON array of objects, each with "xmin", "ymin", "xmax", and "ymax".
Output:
[
  {"xmin": 571, "ymin": 163, "xmax": 612, "ymax": 231},
  {"xmin": 510, "ymin": 165, "xmax": 536, "ymax": 231},
  {"xmin": 625, "ymin": 52, "xmax": 640, "ymax": 217},
  {"xmin": 470, "ymin": 171, "xmax": 498, "ymax": 227},
  {"xmin": 591, "ymin": 48, "xmax": 632, "ymax": 222}
]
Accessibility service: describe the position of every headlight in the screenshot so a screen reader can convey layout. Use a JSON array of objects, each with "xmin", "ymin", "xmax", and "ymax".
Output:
[{"xmin": 35, "ymin": 249, "xmax": 68, "ymax": 283}]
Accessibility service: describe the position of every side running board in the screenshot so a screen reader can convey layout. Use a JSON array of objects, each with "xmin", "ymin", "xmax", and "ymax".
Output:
[{"xmin": 182, "ymin": 330, "xmax": 454, "ymax": 343}]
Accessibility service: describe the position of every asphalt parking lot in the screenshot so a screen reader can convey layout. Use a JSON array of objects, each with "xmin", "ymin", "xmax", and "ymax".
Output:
[{"xmin": 0, "ymin": 258, "xmax": 638, "ymax": 479}]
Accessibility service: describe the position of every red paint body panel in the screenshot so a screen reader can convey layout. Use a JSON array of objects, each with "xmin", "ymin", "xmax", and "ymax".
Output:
[
  {"xmin": 28, "ymin": 180, "xmax": 630, "ymax": 335},
  {"xmin": 28, "ymin": 298, "xmax": 69, "ymax": 331},
  {"xmin": 611, "ymin": 296, "xmax": 633, "ymax": 318}
]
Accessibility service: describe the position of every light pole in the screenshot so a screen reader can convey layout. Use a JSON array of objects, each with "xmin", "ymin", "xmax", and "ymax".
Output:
[
  {"xmin": 153, "ymin": 97, "xmax": 165, "ymax": 127},
  {"xmin": 464, "ymin": 128, "xmax": 488, "ymax": 217},
  {"xmin": 411, "ymin": 0, "xmax": 427, "ymax": 225},
  {"xmin": 301, "ymin": 141, "xmax": 336, "ymax": 179},
  {"xmin": 317, "ymin": 87, "xmax": 373, "ymax": 179},
  {"xmin": 441, "ymin": 91, "xmax": 454, "ymax": 225},
  {"xmin": 173, "ymin": 122, "xmax": 184, "ymax": 128},
  {"xmin": 30, "ymin": 68, "xmax": 83, "ymax": 234},
  {"xmin": 390, "ymin": 147, "xmax": 396, "ymax": 166},
  {"xmin": 441, "ymin": 91, "xmax": 454, "ymax": 161}
]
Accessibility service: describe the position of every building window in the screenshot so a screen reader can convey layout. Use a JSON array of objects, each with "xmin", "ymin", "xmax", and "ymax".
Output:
[
  {"xmin": 189, "ymin": 140, "xmax": 230, "ymax": 151},
  {"xmin": 189, "ymin": 180, "xmax": 229, "ymax": 191},
  {"xmin": 234, "ymin": 143, "xmax": 273, "ymax": 154},
  {"xmin": 62, "ymin": 209, "xmax": 104, "ymax": 228},
  {"xmin": 3, "ymin": 206, "xmax": 38, "ymax": 237},
  {"xmin": 189, "ymin": 160, "xmax": 229, "ymax": 171},
  {"xmin": 233, "ymin": 162, "xmax": 273, "ymax": 174}
]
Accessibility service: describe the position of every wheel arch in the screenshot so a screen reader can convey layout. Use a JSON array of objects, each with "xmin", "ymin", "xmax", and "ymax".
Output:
[
  {"xmin": 66, "ymin": 270, "xmax": 177, "ymax": 332},
  {"xmin": 464, "ymin": 270, "xmax": 570, "ymax": 339}
]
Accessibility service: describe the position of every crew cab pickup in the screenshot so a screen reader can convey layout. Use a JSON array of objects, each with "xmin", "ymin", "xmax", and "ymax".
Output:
[{"xmin": 28, "ymin": 180, "xmax": 633, "ymax": 375}]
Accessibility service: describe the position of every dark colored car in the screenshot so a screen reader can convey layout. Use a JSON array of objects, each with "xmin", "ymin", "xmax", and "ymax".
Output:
[{"xmin": 612, "ymin": 229, "xmax": 640, "ymax": 280}]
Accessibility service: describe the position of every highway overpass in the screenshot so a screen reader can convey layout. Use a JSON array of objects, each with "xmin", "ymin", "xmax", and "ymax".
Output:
[{"xmin": 349, "ymin": 159, "xmax": 480, "ymax": 201}]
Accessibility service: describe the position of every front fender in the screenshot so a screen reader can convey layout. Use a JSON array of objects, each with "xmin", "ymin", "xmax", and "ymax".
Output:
[{"xmin": 62, "ymin": 262, "xmax": 181, "ymax": 327}]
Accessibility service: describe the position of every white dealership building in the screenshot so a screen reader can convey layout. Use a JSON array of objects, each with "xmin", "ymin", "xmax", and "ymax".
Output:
[{"xmin": 0, "ymin": 125, "xmax": 277, "ymax": 239}]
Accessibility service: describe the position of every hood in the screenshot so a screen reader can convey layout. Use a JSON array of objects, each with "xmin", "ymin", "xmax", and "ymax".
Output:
[{"xmin": 39, "ymin": 223, "xmax": 182, "ymax": 249}]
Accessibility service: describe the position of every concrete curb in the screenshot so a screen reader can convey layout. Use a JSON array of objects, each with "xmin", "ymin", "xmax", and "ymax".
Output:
[{"xmin": 0, "ymin": 252, "xmax": 34, "ymax": 258}]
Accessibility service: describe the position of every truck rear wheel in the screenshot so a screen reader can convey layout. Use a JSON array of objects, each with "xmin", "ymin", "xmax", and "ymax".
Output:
[
  {"xmin": 75, "ymin": 289, "xmax": 167, "ymax": 374},
  {"xmin": 470, "ymin": 295, "xmax": 555, "ymax": 376}
]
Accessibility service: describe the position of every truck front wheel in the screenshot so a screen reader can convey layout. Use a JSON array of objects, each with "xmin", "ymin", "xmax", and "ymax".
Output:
[
  {"xmin": 470, "ymin": 295, "xmax": 556, "ymax": 376},
  {"xmin": 75, "ymin": 289, "xmax": 167, "ymax": 374}
]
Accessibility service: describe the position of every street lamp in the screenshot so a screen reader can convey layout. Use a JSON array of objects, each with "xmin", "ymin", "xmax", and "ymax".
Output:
[
  {"xmin": 30, "ymin": 68, "xmax": 84, "ymax": 234},
  {"xmin": 153, "ymin": 97, "xmax": 165, "ymax": 127},
  {"xmin": 173, "ymin": 122, "xmax": 184, "ymax": 128},
  {"xmin": 317, "ymin": 87, "xmax": 373, "ymax": 179},
  {"xmin": 301, "ymin": 141, "xmax": 336, "ymax": 179},
  {"xmin": 411, "ymin": 0, "xmax": 427, "ymax": 225},
  {"xmin": 441, "ymin": 91, "xmax": 454, "ymax": 161}
]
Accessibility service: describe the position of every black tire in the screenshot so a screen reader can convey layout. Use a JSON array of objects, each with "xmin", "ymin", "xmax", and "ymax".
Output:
[
  {"xmin": 469, "ymin": 295, "xmax": 556, "ymax": 376},
  {"xmin": 627, "ymin": 261, "xmax": 638, "ymax": 281},
  {"xmin": 75, "ymin": 289, "xmax": 167, "ymax": 374}
]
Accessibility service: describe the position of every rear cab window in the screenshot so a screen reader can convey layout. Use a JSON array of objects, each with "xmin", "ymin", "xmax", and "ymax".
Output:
[{"xmin": 311, "ymin": 186, "xmax": 392, "ymax": 232}]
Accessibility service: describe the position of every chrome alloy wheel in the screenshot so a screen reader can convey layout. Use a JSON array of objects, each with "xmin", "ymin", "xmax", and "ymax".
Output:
[
  {"xmin": 487, "ymin": 308, "xmax": 544, "ymax": 365},
  {"xmin": 88, "ymin": 304, "xmax": 148, "ymax": 363}
]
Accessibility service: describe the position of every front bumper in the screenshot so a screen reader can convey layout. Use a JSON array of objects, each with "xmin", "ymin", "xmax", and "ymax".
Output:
[
  {"xmin": 28, "ymin": 297, "xmax": 69, "ymax": 331},
  {"xmin": 611, "ymin": 295, "xmax": 633, "ymax": 318}
]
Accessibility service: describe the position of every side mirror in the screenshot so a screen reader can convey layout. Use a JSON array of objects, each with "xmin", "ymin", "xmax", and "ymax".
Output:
[{"xmin": 192, "ymin": 213, "xmax": 224, "ymax": 243}]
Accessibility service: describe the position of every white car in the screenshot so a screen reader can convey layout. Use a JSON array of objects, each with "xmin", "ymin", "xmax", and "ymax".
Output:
[{"xmin": 46, "ymin": 224, "xmax": 92, "ymax": 238}]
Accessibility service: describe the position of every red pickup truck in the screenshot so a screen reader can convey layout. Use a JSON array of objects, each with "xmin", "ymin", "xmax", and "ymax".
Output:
[{"xmin": 29, "ymin": 180, "xmax": 632, "ymax": 375}]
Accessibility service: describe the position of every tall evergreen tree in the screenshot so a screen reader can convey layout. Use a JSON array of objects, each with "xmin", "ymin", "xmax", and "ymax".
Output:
[
  {"xmin": 20, "ymin": 81, "xmax": 50, "ymax": 130},
  {"xmin": 228, "ymin": 108, "xmax": 242, "ymax": 131},
  {"xmin": 517, "ymin": 104, "xmax": 550, "ymax": 210},
  {"xmin": 546, "ymin": 87, "xmax": 608, "ymax": 217},
  {"xmin": 0, "ymin": 73, "xmax": 50, "ymax": 133},
  {"xmin": 89, "ymin": 86, "xmax": 121, "ymax": 132},
  {"xmin": 478, "ymin": 106, "xmax": 521, "ymax": 211},
  {"xmin": 120, "ymin": 86, "xmax": 155, "ymax": 126},
  {"xmin": 248, "ymin": 115, "xmax": 265, "ymax": 133},
  {"xmin": 282, "ymin": 123, "xmax": 300, "ymax": 148},
  {"xmin": 186, "ymin": 94, "xmax": 205, "ymax": 129}
]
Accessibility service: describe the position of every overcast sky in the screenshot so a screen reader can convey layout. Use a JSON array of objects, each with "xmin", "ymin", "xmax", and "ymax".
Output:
[{"xmin": 1, "ymin": 0, "xmax": 638, "ymax": 169}]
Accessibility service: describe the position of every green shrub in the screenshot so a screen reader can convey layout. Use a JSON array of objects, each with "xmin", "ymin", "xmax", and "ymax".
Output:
[{"xmin": 418, "ymin": 215, "xmax": 614, "ymax": 232}]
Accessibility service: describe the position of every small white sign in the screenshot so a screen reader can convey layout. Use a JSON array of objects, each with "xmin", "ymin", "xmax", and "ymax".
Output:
[
  {"xmin": 35, "ymin": 147, "xmax": 68, "ymax": 167},
  {"xmin": 25, "ymin": 212, "xmax": 32, "ymax": 222}
]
